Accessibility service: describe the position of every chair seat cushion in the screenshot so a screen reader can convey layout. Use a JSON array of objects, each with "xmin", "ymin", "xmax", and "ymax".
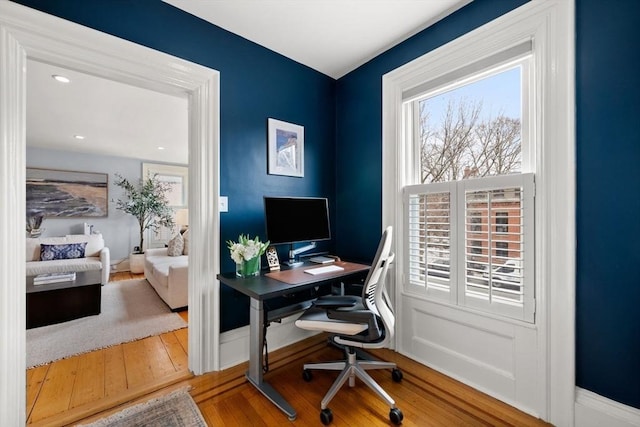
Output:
[
  {"xmin": 295, "ymin": 307, "xmax": 368, "ymax": 335},
  {"xmin": 26, "ymin": 257, "xmax": 102, "ymax": 276}
]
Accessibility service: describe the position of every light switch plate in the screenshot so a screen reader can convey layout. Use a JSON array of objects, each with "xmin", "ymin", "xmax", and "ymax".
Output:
[{"xmin": 219, "ymin": 196, "xmax": 228, "ymax": 212}]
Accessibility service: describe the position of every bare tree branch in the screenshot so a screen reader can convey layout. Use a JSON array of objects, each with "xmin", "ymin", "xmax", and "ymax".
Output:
[{"xmin": 419, "ymin": 98, "xmax": 521, "ymax": 183}]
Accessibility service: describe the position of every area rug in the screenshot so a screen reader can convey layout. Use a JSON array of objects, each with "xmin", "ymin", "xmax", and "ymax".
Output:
[
  {"xmin": 77, "ymin": 388, "xmax": 206, "ymax": 427},
  {"xmin": 27, "ymin": 279, "xmax": 187, "ymax": 368}
]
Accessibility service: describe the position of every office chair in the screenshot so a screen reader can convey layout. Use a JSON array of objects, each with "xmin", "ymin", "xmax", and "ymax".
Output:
[{"xmin": 295, "ymin": 226, "xmax": 403, "ymax": 425}]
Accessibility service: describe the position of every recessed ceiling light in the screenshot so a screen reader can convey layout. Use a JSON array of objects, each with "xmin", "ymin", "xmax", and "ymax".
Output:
[
  {"xmin": 74, "ymin": 135, "xmax": 85, "ymax": 140},
  {"xmin": 157, "ymin": 146, "xmax": 165, "ymax": 150},
  {"xmin": 52, "ymin": 74, "xmax": 71, "ymax": 83}
]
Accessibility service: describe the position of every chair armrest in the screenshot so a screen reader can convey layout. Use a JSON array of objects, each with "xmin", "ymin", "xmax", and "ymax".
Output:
[
  {"xmin": 144, "ymin": 247, "xmax": 168, "ymax": 257},
  {"xmin": 100, "ymin": 247, "xmax": 110, "ymax": 285},
  {"xmin": 312, "ymin": 295, "xmax": 358, "ymax": 309}
]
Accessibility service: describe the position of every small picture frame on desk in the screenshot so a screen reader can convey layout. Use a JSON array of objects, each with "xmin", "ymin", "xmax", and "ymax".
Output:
[{"xmin": 266, "ymin": 246, "xmax": 280, "ymax": 271}]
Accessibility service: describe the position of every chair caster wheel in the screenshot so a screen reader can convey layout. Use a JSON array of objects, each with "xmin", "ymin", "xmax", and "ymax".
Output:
[
  {"xmin": 320, "ymin": 408, "xmax": 333, "ymax": 425},
  {"xmin": 302, "ymin": 369, "xmax": 313, "ymax": 382},
  {"xmin": 390, "ymin": 407, "xmax": 403, "ymax": 425},
  {"xmin": 392, "ymin": 368, "xmax": 403, "ymax": 382}
]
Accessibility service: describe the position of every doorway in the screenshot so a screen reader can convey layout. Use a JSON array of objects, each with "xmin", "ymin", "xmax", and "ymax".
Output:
[{"xmin": 0, "ymin": 2, "xmax": 220, "ymax": 424}]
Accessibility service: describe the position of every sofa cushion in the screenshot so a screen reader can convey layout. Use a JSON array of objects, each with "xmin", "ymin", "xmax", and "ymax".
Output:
[
  {"xmin": 167, "ymin": 234, "xmax": 184, "ymax": 257},
  {"xmin": 182, "ymin": 228, "xmax": 189, "ymax": 255},
  {"xmin": 26, "ymin": 236, "xmax": 67, "ymax": 261},
  {"xmin": 26, "ymin": 234, "xmax": 105, "ymax": 261},
  {"xmin": 26, "ymin": 257, "xmax": 103, "ymax": 276},
  {"xmin": 65, "ymin": 234, "xmax": 105, "ymax": 257},
  {"xmin": 152, "ymin": 258, "xmax": 188, "ymax": 284},
  {"xmin": 40, "ymin": 242, "xmax": 87, "ymax": 261}
]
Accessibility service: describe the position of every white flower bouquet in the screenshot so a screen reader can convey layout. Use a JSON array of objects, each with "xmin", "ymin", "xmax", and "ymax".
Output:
[{"xmin": 227, "ymin": 234, "xmax": 269, "ymax": 277}]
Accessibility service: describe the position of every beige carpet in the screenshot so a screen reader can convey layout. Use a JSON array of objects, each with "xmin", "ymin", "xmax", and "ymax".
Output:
[
  {"xmin": 77, "ymin": 388, "xmax": 206, "ymax": 427},
  {"xmin": 26, "ymin": 279, "xmax": 187, "ymax": 368}
]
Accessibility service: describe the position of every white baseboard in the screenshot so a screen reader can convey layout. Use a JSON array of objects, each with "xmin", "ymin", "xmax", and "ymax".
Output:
[
  {"xmin": 218, "ymin": 314, "xmax": 317, "ymax": 371},
  {"xmin": 575, "ymin": 387, "xmax": 640, "ymax": 427},
  {"xmin": 110, "ymin": 258, "xmax": 129, "ymax": 272}
]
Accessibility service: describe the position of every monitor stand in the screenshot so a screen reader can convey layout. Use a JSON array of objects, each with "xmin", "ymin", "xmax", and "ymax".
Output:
[
  {"xmin": 284, "ymin": 242, "xmax": 316, "ymax": 267},
  {"xmin": 283, "ymin": 259, "xmax": 304, "ymax": 267}
]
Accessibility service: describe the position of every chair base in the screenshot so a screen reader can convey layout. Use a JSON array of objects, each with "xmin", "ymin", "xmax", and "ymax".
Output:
[{"xmin": 303, "ymin": 346, "xmax": 399, "ymax": 411}]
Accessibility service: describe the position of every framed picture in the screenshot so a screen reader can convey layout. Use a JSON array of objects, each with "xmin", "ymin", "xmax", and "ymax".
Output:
[
  {"xmin": 268, "ymin": 118, "xmax": 304, "ymax": 177},
  {"xmin": 142, "ymin": 163, "xmax": 188, "ymax": 207},
  {"xmin": 26, "ymin": 167, "xmax": 108, "ymax": 217}
]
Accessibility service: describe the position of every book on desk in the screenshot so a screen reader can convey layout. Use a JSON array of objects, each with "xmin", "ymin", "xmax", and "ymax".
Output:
[{"xmin": 308, "ymin": 255, "xmax": 336, "ymax": 264}]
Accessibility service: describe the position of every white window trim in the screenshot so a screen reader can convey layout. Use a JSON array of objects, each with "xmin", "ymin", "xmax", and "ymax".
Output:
[{"xmin": 382, "ymin": 1, "xmax": 575, "ymax": 425}]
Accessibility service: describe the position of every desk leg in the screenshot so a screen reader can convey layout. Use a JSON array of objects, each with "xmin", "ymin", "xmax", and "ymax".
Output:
[{"xmin": 247, "ymin": 297, "xmax": 297, "ymax": 421}]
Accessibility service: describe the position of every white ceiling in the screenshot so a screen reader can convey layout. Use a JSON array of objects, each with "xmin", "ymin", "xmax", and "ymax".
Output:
[
  {"xmin": 164, "ymin": 0, "xmax": 470, "ymax": 79},
  {"xmin": 28, "ymin": 1, "xmax": 469, "ymax": 162},
  {"xmin": 27, "ymin": 60, "xmax": 189, "ymax": 164}
]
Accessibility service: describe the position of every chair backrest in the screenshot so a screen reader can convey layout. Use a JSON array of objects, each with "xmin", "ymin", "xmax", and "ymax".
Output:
[{"xmin": 361, "ymin": 226, "xmax": 395, "ymax": 342}]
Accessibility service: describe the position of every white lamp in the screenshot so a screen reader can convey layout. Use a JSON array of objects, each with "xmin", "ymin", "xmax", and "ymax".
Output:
[{"xmin": 175, "ymin": 208, "xmax": 189, "ymax": 233}]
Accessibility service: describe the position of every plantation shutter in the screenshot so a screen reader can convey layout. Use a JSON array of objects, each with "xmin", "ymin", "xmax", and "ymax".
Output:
[{"xmin": 404, "ymin": 173, "xmax": 535, "ymax": 322}]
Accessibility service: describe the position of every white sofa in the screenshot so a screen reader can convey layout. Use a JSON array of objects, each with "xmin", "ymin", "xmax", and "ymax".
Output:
[
  {"xmin": 26, "ymin": 233, "xmax": 110, "ymax": 285},
  {"xmin": 144, "ymin": 247, "xmax": 188, "ymax": 310}
]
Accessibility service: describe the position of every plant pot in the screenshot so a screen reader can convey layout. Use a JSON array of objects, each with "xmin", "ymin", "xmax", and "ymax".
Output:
[{"xmin": 129, "ymin": 253, "xmax": 145, "ymax": 274}]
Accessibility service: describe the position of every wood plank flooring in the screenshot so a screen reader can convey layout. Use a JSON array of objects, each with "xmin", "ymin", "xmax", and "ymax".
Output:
[{"xmin": 26, "ymin": 272, "xmax": 550, "ymax": 426}]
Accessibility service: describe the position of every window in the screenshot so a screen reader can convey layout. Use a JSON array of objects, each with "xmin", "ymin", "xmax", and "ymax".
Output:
[
  {"xmin": 402, "ymin": 43, "xmax": 535, "ymax": 322},
  {"xmin": 496, "ymin": 241, "xmax": 508, "ymax": 258},
  {"xmin": 405, "ymin": 174, "xmax": 534, "ymax": 320},
  {"xmin": 496, "ymin": 212, "xmax": 508, "ymax": 233},
  {"xmin": 142, "ymin": 162, "xmax": 189, "ymax": 248},
  {"xmin": 470, "ymin": 212, "xmax": 482, "ymax": 232}
]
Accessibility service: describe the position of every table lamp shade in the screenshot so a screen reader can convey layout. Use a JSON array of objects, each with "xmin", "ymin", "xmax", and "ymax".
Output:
[{"xmin": 175, "ymin": 209, "xmax": 189, "ymax": 227}]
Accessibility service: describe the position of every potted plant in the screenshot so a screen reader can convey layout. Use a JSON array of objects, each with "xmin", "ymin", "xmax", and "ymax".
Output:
[
  {"xmin": 114, "ymin": 173, "xmax": 175, "ymax": 273},
  {"xmin": 227, "ymin": 234, "xmax": 270, "ymax": 277},
  {"xmin": 26, "ymin": 212, "xmax": 44, "ymax": 237}
]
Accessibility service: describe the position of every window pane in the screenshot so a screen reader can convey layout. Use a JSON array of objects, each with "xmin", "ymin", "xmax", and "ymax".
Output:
[
  {"xmin": 408, "ymin": 191, "xmax": 451, "ymax": 291},
  {"xmin": 419, "ymin": 67, "xmax": 522, "ymax": 183},
  {"xmin": 464, "ymin": 185, "xmax": 524, "ymax": 306}
]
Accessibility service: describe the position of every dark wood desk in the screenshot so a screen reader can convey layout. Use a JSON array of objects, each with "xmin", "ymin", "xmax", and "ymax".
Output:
[{"xmin": 217, "ymin": 260, "xmax": 369, "ymax": 421}]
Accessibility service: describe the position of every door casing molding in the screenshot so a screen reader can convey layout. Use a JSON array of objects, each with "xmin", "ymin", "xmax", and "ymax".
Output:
[{"xmin": 0, "ymin": 3, "xmax": 221, "ymax": 424}]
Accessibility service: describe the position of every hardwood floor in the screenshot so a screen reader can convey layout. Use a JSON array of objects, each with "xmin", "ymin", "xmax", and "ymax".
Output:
[{"xmin": 26, "ymin": 272, "xmax": 549, "ymax": 426}]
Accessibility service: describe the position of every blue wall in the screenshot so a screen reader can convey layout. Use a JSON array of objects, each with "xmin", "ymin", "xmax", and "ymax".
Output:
[
  {"xmin": 575, "ymin": 0, "xmax": 640, "ymax": 409},
  {"xmin": 334, "ymin": 0, "xmax": 529, "ymax": 261},
  {"xmin": 334, "ymin": 0, "xmax": 640, "ymax": 411},
  {"xmin": 13, "ymin": 0, "xmax": 640, "ymax": 410},
  {"xmin": 14, "ymin": 0, "xmax": 336, "ymax": 332}
]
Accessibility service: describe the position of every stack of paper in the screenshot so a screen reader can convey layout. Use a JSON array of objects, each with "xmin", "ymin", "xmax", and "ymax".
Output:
[{"xmin": 33, "ymin": 272, "xmax": 76, "ymax": 285}]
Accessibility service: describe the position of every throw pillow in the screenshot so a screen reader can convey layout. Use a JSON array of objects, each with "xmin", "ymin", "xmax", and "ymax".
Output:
[
  {"xmin": 167, "ymin": 234, "xmax": 184, "ymax": 257},
  {"xmin": 40, "ymin": 242, "xmax": 87, "ymax": 261},
  {"xmin": 182, "ymin": 228, "xmax": 189, "ymax": 255}
]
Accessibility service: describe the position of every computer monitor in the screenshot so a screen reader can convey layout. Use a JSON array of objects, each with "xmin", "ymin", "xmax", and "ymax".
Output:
[{"xmin": 264, "ymin": 196, "xmax": 331, "ymax": 266}]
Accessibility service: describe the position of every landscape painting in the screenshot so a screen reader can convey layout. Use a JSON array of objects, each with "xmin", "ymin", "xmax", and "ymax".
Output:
[{"xmin": 26, "ymin": 168, "xmax": 108, "ymax": 217}]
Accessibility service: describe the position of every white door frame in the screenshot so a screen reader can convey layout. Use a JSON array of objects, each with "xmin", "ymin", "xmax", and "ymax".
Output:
[
  {"xmin": 382, "ymin": 1, "xmax": 575, "ymax": 425},
  {"xmin": 0, "ymin": 3, "xmax": 220, "ymax": 424}
]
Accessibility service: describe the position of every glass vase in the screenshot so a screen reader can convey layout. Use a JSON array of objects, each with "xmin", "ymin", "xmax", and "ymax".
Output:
[{"xmin": 236, "ymin": 256, "xmax": 261, "ymax": 278}]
